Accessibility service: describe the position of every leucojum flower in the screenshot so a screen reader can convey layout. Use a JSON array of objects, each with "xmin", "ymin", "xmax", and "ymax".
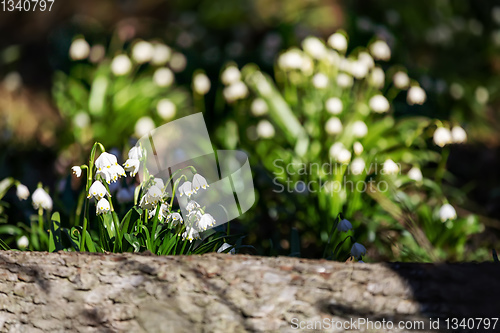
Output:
[
  {"xmin": 32, "ymin": 187, "xmax": 53, "ymax": 211},
  {"xmin": 95, "ymin": 152, "xmax": 126, "ymax": 184}
]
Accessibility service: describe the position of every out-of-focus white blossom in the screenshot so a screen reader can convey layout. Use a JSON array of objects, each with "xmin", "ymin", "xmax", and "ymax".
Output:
[
  {"xmin": 134, "ymin": 117, "xmax": 155, "ymax": 138},
  {"xmin": 302, "ymin": 37, "xmax": 327, "ymax": 60},
  {"xmin": 383, "ymin": 159, "xmax": 399, "ymax": 175},
  {"xmin": 156, "ymin": 99, "xmax": 176, "ymax": 121},
  {"xmin": 369, "ymin": 95, "xmax": 390, "ymax": 113},
  {"xmin": 256, "ymin": 120, "xmax": 275, "ymax": 139},
  {"xmin": 353, "ymin": 142, "xmax": 363, "ymax": 155},
  {"xmin": 369, "ymin": 67, "xmax": 385, "ymax": 88},
  {"xmin": 178, "ymin": 181, "xmax": 196, "ymax": 198},
  {"xmin": 451, "ymin": 126, "xmax": 467, "ymax": 143},
  {"xmin": 192, "ymin": 174, "xmax": 209, "ymax": 191},
  {"xmin": 450, "ymin": 83, "xmax": 464, "ymax": 100},
  {"xmin": 221, "ymin": 66, "xmax": 241, "ymax": 85},
  {"xmin": 325, "ymin": 117, "xmax": 343, "ymax": 135},
  {"xmin": 89, "ymin": 45, "xmax": 105, "ymax": 63},
  {"xmin": 17, "ymin": 235, "xmax": 29, "ymax": 249},
  {"xmin": 408, "ymin": 167, "xmax": 423, "ymax": 182},
  {"xmin": 193, "ymin": 73, "xmax": 211, "ymax": 95},
  {"xmin": 439, "ymin": 203, "xmax": 457, "ymax": 222},
  {"xmin": 351, "ymin": 61, "xmax": 369, "ymax": 79},
  {"xmin": 337, "ymin": 73, "xmax": 353, "ymax": 88},
  {"xmin": 139, "ymin": 185, "xmax": 163, "ymax": 210},
  {"xmin": 393, "ymin": 71, "xmax": 410, "ymax": 89},
  {"xmin": 151, "ymin": 43, "xmax": 171, "ymax": 65},
  {"xmin": 16, "ymin": 184, "xmax": 30, "ymax": 201},
  {"xmin": 278, "ymin": 49, "xmax": 304, "ymax": 70},
  {"xmin": 223, "ymin": 81, "xmax": 248, "ymax": 103},
  {"xmin": 326, "ymin": 97, "xmax": 343, "ymax": 114},
  {"xmin": 69, "ymin": 38, "xmax": 90, "ymax": 60},
  {"xmin": 73, "ymin": 112, "xmax": 90, "ymax": 128},
  {"xmin": 352, "ymin": 121, "xmax": 368, "ymax": 138},
  {"xmin": 369, "ymin": 40, "xmax": 391, "ymax": 61},
  {"xmin": 251, "ymin": 98, "xmax": 268, "ymax": 116},
  {"xmin": 153, "ymin": 67, "xmax": 174, "ymax": 87},
  {"xmin": 132, "ymin": 41, "xmax": 154, "ymax": 63},
  {"xmin": 327, "ymin": 32, "xmax": 348, "ymax": 52},
  {"xmin": 312, "ymin": 73, "xmax": 329, "ymax": 89},
  {"xmin": 433, "ymin": 127, "xmax": 452, "ymax": 147},
  {"xmin": 32, "ymin": 188, "xmax": 52, "ymax": 211},
  {"xmin": 475, "ymin": 86, "xmax": 489, "ymax": 104},
  {"xmin": 407, "ymin": 86, "xmax": 426, "ymax": 105},
  {"xmin": 358, "ymin": 52, "xmax": 374, "ymax": 69},
  {"xmin": 350, "ymin": 157, "xmax": 365, "ymax": 176},
  {"xmin": 170, "ymin": 52, "xmax": 187, "ymax": 72},
  {"xmin": 111, "ymin": 55, "xmax": 132, "ymax": 76}
]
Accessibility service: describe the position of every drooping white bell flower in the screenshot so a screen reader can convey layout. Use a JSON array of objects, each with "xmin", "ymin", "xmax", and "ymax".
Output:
[
  {"xmin": 329, "ymin": 142, "xmax": 345, "ymax": 159},
  {"xmin": 312, "ymin": 73, "xmax": 329, "ymax": 89},
  {"xmin": 88, "ymin": 181, "xmax": 110, "ymax": 200},
  {"xmin": 16, "ymin": 184, "xmax": 30, "ymax": 201},
  {"xmin": 337, "ymin": 73, "xmax": 353, "ymax": 88},
  {"xmin": 71, "ymin": 166, "xmax": 82, "ymax": 178},
  {"xmin": 439, "ymin": 203, "xmax": 457, "ymax": 222},
  {"xmin": 132, "ymin": 41, "xmax": 154, "ymax": 64},
  {"xmin": 302, "ymin": 37, "xmax": 327, "ymax": 60},
  {"xmin": 170, "ymin": 52, "xmax": 187, "ymax": 72},
  {"xmin": 124, "ymin": 158, "xmax": 140, "ymax": 177},
  {"xmin": 433, "ymin": 127, "xmax": 452, "ymax": 147},
  {"xmin": 327, "ymin": 32, "xmax": 348, "ymax": 52},
  {"xmin": 223, "ymin": 81, "xmax": 248, "ymax": 103},
  {"xmin": 178, "ymin": 181, "xmax": 196, "ymax": 198},
  {"xmin": 336, "ymin": 148, "xmax": 352, "ymax": 164},
  {"xmin": 134, "ymin": 117, "xmax": 155, "ymax": 138},
  {"xmin": 193, "ymin": 73, "xmax": 211, "ymax": 95},
  {"xmin": 351, "ymin": 242, "xmax": 367, "ymax": 259},
  {"xmin": 153, "ymin": 178, "xmax": 165, "ymax": 190},
  {"xmin": 358, "ymin": 52, "xmax": 374, "ymax": 69},
  {"xmin": 156, "ymin": 99, "xmax": 176, "ymax": 121},
  {"xmin": 278, "ymin": 49, "xmax": 304, "ymax": 70},
  {"xmin": 369, "ymin": 40, "xmax": 391, "ymax": 61},
  {"xmin": 350, "ymin": 157, "xmax": 366, "ymax": 176},
  {"xmin": 181, "ymin": 226, "xmax": 200, "ymax": 242},
  {"xmin": 148, "ymin": 203, "xmax": 170, "ymax": 221},
  {"xmin": 217, "ymin": 242, "xmax": 235, "ymax": 254},
  {"xmin": 96, "ymin": 198, "xmax": 111, "ymax": 215},
  {"xmin": 251, "ymin": 98, "xmax": 268, "ymax": 116},
  {"xmin": 95, "ymin": 152, "xmax": 118, "ymax": 170},
  {"xmin": 69, "ymin": 38, "xmax": 90, "ymax": 60},
  {"xmin": 17, "ymin": 235, "xmax": 29, "ymax": 249},
  {"xmin": 192, "ymin": 174, "xmax": 209, "ymax": 191},
  {"xmin": 451, "ymin": 126, "xmax": 467, "ymax": 143},
  {"xmin": 111, "ymin": 55, "xmax": 132, "ymax": 76},
  {"xmin": 153, "ymin": 67, "xmax": 174, "ymax": 87},
  {"xmin": 128, "ymin": 146, "xmax": 142, "ymax": 160},
  {"xmin": 337, "ymin": 218, "xmax": 353, "ymax": 232},
  {"xmin": 393, "ymin": 71, "xmax": 410, "ymax": 89},
  {"xmin": 151, "ymin": 43, "xmax": 171, "ymax": 65},
  {"xmin": 352, "ymin": 121, "xmax": 368, "ymax": 138},
  {"xmin": 256, "ymin": 120, "xmax": 275, "ymax": 139},
  {"xmin": 383, "ymin": 159, "xmax": 400, "ymax": 175},
  {"xmin": 353, "ymin": 142, "xmax": 364, "ymax": 155},
  {"xmin": 408, "ymin": 167, "xmax": 423, "ymax": 182},
  {"xmin": 140, "ymin": 185, "xmax": 163, "ymax": 209},
  {"xmin": 350, "ymin": 61, "xmax": 369, "ymax": 79},
  {"xmin": 407, "ymin": 86, "xmax": 426, "ymax": 105},
  {"xmin": 325, "ymin": 97, "xmax": 343, "ymax": 115},
  {"xmin": 369, "ymin": 67, "xmax": 385, "ymax": 88},
  {"xmin": 369, "ymin": 95, "xmax": 390, "ymax": 113},
  {"xmin": 221, "ymin": 66, "xmax": 241, "ymax": 85},
  {"xmin": 32, "ymin": 188, "xmax": 53, "ymax": 211},
  {"xmin": 475, "ymin": 86, "xmax": 489, "ymax": 104},
  {"xmin": 169, "ymin": 212, "xmax": 183, "ymax": 226},
  {"xmin": 197, "ymin": 213, "xmax": 216, "ymax": 230},
  {"xmin": 97, "ymin": 164, "xmax": 126, "ymax": 184},
  {"xmin": 186, "ymin": 200, "xmax": 201, "ymax": 212},
  {"xmin": 325, "ymin": 117, "xmax": 343, "ymax": 135}
]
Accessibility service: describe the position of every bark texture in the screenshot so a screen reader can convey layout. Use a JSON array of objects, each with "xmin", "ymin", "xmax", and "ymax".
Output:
[{"xmin": 0, "ymin": 251, "xmax": 498, "ymax": 333}]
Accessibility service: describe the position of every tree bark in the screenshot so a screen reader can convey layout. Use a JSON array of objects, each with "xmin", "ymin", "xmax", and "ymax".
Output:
[{"xmin": 0, "ymin": 251, "xmax": 498, "ymax": 332}]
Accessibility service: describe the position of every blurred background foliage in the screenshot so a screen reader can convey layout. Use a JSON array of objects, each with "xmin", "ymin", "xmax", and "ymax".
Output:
[{"xmin": 0, "ymin": 0, "xmax": 499, "ymax": 261}]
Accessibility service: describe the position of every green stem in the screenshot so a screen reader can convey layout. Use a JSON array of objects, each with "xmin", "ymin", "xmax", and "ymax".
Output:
[{"xmin": 38, "ymin": 208, "xmax": 44, "ymax": 247}]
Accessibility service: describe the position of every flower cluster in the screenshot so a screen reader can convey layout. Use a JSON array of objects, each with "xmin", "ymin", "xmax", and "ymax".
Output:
[{"xmin": 221, "ymin": 65, "xmax": 249, "ymax": 103}]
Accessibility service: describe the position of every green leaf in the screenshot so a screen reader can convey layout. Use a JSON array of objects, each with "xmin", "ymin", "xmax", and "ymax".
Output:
[
  {"xmin": 0, "ymin": 178, "xmax": 14, "ymax": 200},
  {"xmin": 48, "ymin": 212, "xmax": 62, "ymax": 252},
  {"xmin": 124, "ymin": 233, "xmax": 141, "ymax": 252},
  {"xmin": 0, "ymin": 238, "xmax": 10, "ymax": 250},
  {"xmin": 62, "ymin": 227, "xmax": 80, "ymax": 251}
]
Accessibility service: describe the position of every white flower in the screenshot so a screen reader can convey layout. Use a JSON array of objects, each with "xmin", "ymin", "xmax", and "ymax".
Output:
[
  {"xmin": 439, "ymin": 203, "xmax": 457, "ymax": 222},
  {"xmin": 312, "ymin": 73, "xmax": 329, "ymax": 89},
  {"xmin": 134, "ymin": 117, "xmax": 155, "ymax": 138},
  {"xmin": 369, "ymin": 95, "xmax": 390, "ymax": 113},
  {"xmin": 116, "ymin": 187, "xmax": 135, "ymax": 204},
  {"xmin": 96, "ymin": 155, "xmax": 126, "ymax": 184},
  {"xmin": 350, "ymin": 157, "xmax": 365, "ymax": 175},
  {"xmin": 17, "ymin": 235, "xmax": 29, "ymax": 249},
  {"xmin": 95, "ymin": 152, "xmax": 118, "ymax": 170},
  {"xmin": 69, "ymin": 38, "xmax": 90, "ymax": 60},
  {"xmin": 336, "ymin": 148, "xmax": 352, "ymax": 164},
  {"xmin": 433, "ymin": 127, "xmax": 452, "ymax": 147},
  {"xmin": 369, "ymin": 67, "xmax": 385, "ymax": 88},
  {"xmin": 178, "ymin": 181, "xmax": 196, "ymax": 198},
  {"xmin": 111, "ymin": 55, "xmax": 132, "ymax": 76},
  {"xmin": 351, "ymin": 61, "xmax": 369, "ymax": 79},
  {"xmin": 325, "ymin": 97, "xmax": 343, "ymax": 114},
  {"xmin": 329, "ymin": 142, "xmax": 345, "ymax": 159},
  {"xmin": 149, "ymin": 203, "xmax": 170, "ymax": 221},
  {"xmin": 251, "ymin": 98, "xmax": 268, "ymax": 116},
  {"xmin": 32, "ymin": 188, "xmax": 53, "ymax": 211},
  {"xmin": 450, "ymin": 83, "xmax": 464, "ymax": 100},
  {"xmin": 193, "ymin": 73, "xmax": 211, "ymax": 95},
  {"xmin": 223, "ymin": 81, "xmax": 248, "ymax": 103},
  {"xmin": 327, "ymin": 32, "xmax": 348, "ymax": 52},
  {"xmin": 132, "ymin": 41, "xmax": 154, "ymax": 63},
  {"xmin": 169, "ymin": 212, "xmax": 183, "ymax": 226},
  {"xmin": 192, "ymin": 174, "xmax": 209, "ymax": 191},
  {"xmin": 221, "ymin": 66, "xmax": 241, "ymax": 85},
  {"xmin": 153, "ymin": 67, "xmax": 174, "ymax": 87},
  {"xmin": 151, "ymin": 43, "xmax": 171, "ymax": 65},
  {"xmin": 352, "ymin": 121, "xmax": 368, "ymax": 138},
  {"xmin": 256, "ymin": 120, "xmax": 275, "ymax": 139},
  {"xmin": 71, "ymin": 166, "xmax": 82, "ymax": 178},
  {"xmin": 302, "ymin": 37, "xmax": 327, "ymax": 60},
  {"xmin": 96, "ymin": 198, "xmax": 111, "ymax": 215},
  {"xmin": 393, "ymin": 71, "xmax": 410, "ymax": 89},
  {"xmin": 140, "ymin": 185, "xmax": 163, "ymax": 209},
  {"xmin": 197, "ymin": 213, "xmax": 216, "ymax": 230},
  {"xmin": 217, "ymin": 242, "xmax": 235, "ymax": 254},
  {"xmin": 351, "ymin": 242, "xmax": 367, "ymax": 259},
  {"xmin": 278, "ymin": 49, "xmax": 304, "ymax": 70},
  {"xmin": 153, "ymin": 178, "xmax": 165, "ymax": 190},
  {"xmin": 383, "ymin": 159, "xmax": 399, "ymax": 175},
  {"xmin": 181, "ymin": 226, "xmax": 200, "ymax": 242},
  {"xmin": 156, "ymin": 99, "xmax": 176, "ymax": 121},
  {"xmin": 186, "ymin": 200, "xmax": 201, "ymax": 212},
  {"xmin": 475, "ymin": 86, "xmax": 489, "ymax": 104},
  {"xmin": 407, "ymin": 86, "xmax": 426, "ymax": 105},
  {"xmin": 451, "ymin": 126, "xmax": 467, "ymax": 143},
  {"xmin": 408, "ymin": 167, "xmax": 423, "ymax": 182},
  {"xmin": 337, "ymin": 218, "xmax": 353, "ymax": 232},
  {"xmin": 73, "ymin": 112, "xmax": 90, "ymax": 128},
  {"xmin": 325, "ymin": 117, "xmax": 343, "ymax": 135},
  {"xmin": 128, "ymin": 146, "xmax": 142, "ymax": 160},
  {"xmin": 353, "ymin": 142, "xmax": 363, "ymax": 155},
  {"xmin": 16, "ymin": 184, "xmax": 30, "ymax": 201},
  {"xmin": 337, "ymin": 73, "xmax": 353, "ymax": 88},
  {"xmin": 358, "ymin": 52, "xmax": 374, "ymax": 69},
  {"xmin": 170, "ymin": 52, "xmax": 187, "ymax": 72},
  {"xmin": 88, "ymin": 181, "xmax": 109, "ymax": 200},
  {"xmin": 369, "ymin": 40, "xmax": 391, "ymax": 61}
]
